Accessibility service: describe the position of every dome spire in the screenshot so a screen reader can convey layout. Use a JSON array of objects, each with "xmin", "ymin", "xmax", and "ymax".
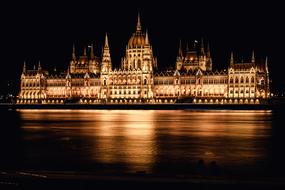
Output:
[{"xmin": 136, "ymin": 12, "xmax": 142, "ymax": 31}]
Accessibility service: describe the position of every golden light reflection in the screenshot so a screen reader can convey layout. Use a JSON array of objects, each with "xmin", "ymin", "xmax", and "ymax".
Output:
[
  {"xmin": 92, "ymin": 110, "xmax": 156, "ymax": 172},
  {"xmin": 18, "ymin": 109, "xmax": 272, "ymax": 173}
]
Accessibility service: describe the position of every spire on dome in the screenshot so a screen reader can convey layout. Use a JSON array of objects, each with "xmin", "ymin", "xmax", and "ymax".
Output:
[{"xmin": 136, "ymin": 12, "xmax": 142, "ymax": 31}]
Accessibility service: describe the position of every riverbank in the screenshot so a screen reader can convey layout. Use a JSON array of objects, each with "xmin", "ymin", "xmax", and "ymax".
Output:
[{"xmin": 1, "ymin": 170, "xmax": 285, "ymax": 190}]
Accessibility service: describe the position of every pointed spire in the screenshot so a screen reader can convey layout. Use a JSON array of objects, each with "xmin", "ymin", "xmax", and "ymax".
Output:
[
  {"xmin": 104, "ymin": 33, "xmax": 109, "ymax": 49},
  {"xmin": 200, "ymin": 38, "xmax": 205, "ymax": 55},
  {"xmin": 102, "ymin": 33, "xmax": 112, "ymax": 72},
  {"xmin": 90, "ymin": 44, "xmax": 95, "ymax": 59},
  {"xmin": 38, "ymin": 60, "xmax": 41, "ymax": 71},
  {"xmin": 251, "ymin": 50, "xmax": 255, "ymax": 63},
  {"xmin": 83, "ymin": 47, "xmax": 87, "ymax": 56},
  {"xmin": 136, "ymin": 12, "xmax": 142, "ymax": 31},
  {"xmin": 265, "ymin": 56, "xmax": 269, "ymax": 73},
  {"xmin": 230, "ymin": 52, "xmax": 234, "ymax": 65},
  {"xmin": 72, "ymin": 44, "xmax": 76, "ymax": 60},
  {"xmin": 207, "ymin": 42, "xmax": 211, "ymax": 57},
  {"xmin": 186, "ymin": 42, "xmax": 189, "ymax": 52},
  {"xmin": 178, "ymin": 39, "xmax": 183, "ymax": 57},
  {"xmin": 23, "ymin": 61, "xmax": 26, "ymax": 73},
  {"xmin": 145, "ymin": 29, "xmax": 149, "ymax": 45}
]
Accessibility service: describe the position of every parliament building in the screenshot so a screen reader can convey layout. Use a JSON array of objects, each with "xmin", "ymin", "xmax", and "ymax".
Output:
[{"xmin": 17, "ymin": 14, "xmax": 270, "ymax": 104}]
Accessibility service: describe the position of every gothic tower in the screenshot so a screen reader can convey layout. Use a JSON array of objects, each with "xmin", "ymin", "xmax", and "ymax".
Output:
[
  {"xmin": 122, "ymin": 13, "xmax": 157, "ymax": 71},
  {"xmin": 101, "ymin": 33, "xmax": 112, "ymax": 73}
]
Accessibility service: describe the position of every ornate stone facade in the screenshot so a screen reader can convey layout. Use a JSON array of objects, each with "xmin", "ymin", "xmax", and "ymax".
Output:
[{"xmin": 17, "ymin": 14, "xmax": 270, "ymax": 104}]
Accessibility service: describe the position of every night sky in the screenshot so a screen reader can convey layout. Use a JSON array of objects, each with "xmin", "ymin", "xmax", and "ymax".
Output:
[{"xmin": 0, "ymin": 0, "xmax": 284, "ymax": 94}]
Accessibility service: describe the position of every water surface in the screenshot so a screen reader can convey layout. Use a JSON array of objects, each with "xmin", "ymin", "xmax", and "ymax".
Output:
[{"xmin": 1, "ymin": 109, "xmax": 284, "ymax": 177}]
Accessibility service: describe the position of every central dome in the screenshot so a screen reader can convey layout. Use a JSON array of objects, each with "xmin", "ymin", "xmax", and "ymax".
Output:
[
  {"xmin": 127, "ymin": 13, "xmax": 149, "ymax": 49},
  {"xmin": 128, "ymin": 32, "xmax": 146, "ymax": 48}
]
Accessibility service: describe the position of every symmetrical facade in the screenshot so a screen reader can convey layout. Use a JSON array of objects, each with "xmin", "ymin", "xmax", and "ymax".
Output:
[{"xmin": 17, "ymin": 15, "xmax": 270, "ymax": 104}]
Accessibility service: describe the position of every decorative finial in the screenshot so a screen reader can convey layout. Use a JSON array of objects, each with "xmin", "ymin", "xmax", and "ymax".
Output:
[
  {"xmin": 72, "ymin": 44, "xmax": 76, "ymax": 60},
  {"xmin": 23, "ymin": 61, "xmax": 26, "ymax": 73},
  {"xmin": 251, "ymin": 50, "xmax": 255, "ymax": 63},
  {"xmin": 178, "ymin": 39, "xmax": 183, "ymax": 57},
  {"xmin": 230, "ymin": 51, "xmax": 234, "ymax": 65},
  {"xmin": 38, "ymin": 60, "xmax": 41, "ymax": 71}
]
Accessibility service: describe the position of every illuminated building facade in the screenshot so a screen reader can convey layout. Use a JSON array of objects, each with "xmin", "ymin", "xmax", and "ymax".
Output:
[{"xmin": 17, "ymin": 15, "xmax": 270, "ymax": 104}]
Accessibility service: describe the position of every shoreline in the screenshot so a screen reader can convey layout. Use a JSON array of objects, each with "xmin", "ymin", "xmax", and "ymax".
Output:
[{"xmin": 1, "ymin": 170, "xmax": 285, "ymax": 189}]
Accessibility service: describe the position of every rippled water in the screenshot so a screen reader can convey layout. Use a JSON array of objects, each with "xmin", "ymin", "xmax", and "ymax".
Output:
[{"xmin": 1, "ymin": 109, "xmax": 285, "ymax": 177}]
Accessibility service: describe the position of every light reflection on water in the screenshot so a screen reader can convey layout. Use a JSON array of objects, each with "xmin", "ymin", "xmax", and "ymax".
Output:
[{"xmin": 17, "ymin": 109, "xmax": 272, "ymax": 175}]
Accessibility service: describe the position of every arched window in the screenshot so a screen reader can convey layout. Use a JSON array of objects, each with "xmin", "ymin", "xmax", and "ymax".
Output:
[
  {"xmin": 104, "ymin": 79, "xmax": 106, "ymax": 86},
  {"xmin": 246, "ymin": 77, "xmax": 249, "ymax": 83},
  {"xmin": 235, "ymin": 77, "xmax": 239, "ymax": 83},
  {"xmin": 251, "ymin": 77, "xmax": 255, "ymax": 83},
  {"xmin": 144, "ymin": 78, "xmax": 147, "ymax": 85},
  {"xmin": 198, "ymin": 78, "xmax": 201, "ymax": 84},
  {"xmin": 260, "ymin": 79, "xmax": 265, "ymax": 85},
  {"xmin": 240, "ymin": 77, "xmax": 244, "ymax": 83}
]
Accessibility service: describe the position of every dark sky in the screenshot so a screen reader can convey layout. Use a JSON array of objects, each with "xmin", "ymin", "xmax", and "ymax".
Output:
[{"xmin": 0, "ymin": 0, "xmax": 284, "ymax": 94}]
